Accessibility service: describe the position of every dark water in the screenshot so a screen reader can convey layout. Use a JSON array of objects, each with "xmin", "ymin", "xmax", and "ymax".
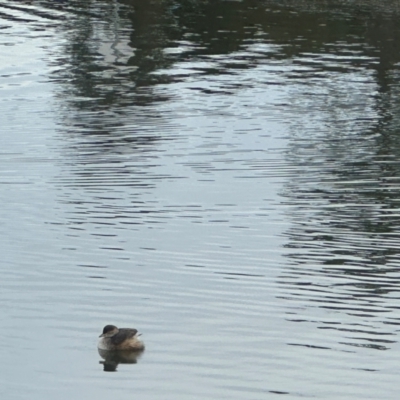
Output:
[{"xmin": 1, "ymin": 0, "xmax": 400, "ymax": 398}]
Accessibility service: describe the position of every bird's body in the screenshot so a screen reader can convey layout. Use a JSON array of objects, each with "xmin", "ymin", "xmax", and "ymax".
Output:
[{"xmin": 98, "ymin": 325, "xmax": 145, "ymax": 351}]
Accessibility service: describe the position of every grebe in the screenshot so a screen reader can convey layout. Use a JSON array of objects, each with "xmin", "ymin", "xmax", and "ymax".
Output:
[{"xmin": 98, "ymin": 325, "xmax": 145, "ymax": 351}]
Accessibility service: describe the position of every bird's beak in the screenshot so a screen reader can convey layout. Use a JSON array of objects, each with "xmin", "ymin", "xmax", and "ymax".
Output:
[{"xmin": 99, "ymin": 333, "xmax": 104, "ymax": 338}]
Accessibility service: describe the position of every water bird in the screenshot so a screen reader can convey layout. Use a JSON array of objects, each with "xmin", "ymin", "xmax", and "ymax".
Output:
[{"xmin": 98, "ymin": 324, "xmax": 145, "ymax": 351}]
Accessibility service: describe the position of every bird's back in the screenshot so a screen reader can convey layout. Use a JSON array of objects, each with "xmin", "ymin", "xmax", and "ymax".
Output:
[{"xmin": 110, "ymin": 328, "xmax": 139, "ymax": 346}]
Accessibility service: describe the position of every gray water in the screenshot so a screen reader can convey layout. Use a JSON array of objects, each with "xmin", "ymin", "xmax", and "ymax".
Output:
[{"xmin": 1, "ymin": 0, "xmax": 400, "ymax": 398}]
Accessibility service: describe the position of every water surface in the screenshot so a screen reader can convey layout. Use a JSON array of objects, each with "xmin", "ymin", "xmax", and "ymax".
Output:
[{"xmin": 1, "ymin": 0, "xmax": 400, "ymax": 399}]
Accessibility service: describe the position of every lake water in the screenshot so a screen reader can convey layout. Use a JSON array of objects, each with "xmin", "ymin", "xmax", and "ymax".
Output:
[{"xmin": 1, "ymin": 0, "xmax": 400, "ymax": 398}]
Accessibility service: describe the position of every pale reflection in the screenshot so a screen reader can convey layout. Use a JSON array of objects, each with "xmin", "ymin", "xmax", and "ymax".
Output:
[{"xmin": 98, "ymin": 348, "xmax": 144, "ymax": 372}]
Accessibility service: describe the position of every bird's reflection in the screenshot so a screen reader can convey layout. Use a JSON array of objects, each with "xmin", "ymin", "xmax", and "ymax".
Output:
[{"xmin": 98, "ymin": 348, "xmax": 144, "ymax": 372}]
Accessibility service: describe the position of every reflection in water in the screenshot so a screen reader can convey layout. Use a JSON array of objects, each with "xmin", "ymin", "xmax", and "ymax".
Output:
[
  {"xmin": 98, "ymin": 348, "xmax": 144, "ymax": 372},
  {"xmin": 279, "ymin": 58, "xmax": 400, "ymax": 350},
  {"xmin": 47, "ymin": 0, "xmax": 400, "ymax": 354}
]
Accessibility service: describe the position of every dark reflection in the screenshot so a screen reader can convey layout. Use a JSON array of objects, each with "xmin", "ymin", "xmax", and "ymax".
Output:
[
  {"xmin": 98, "ymin": 348, "xmax": 144, "ymax": 372},
  {"xmin": 279, "ymin": 97, "xmax": 400, "ymax": 349},
  {"xmin": 4, "ymin": 0, "xmax": 400, "ymax": 351},
  {"xmin": 38, "ymin": 1, "xmax": 398, "ymax": 151},
  {"xmin": 4, "ymin": 0, "xmax": 400, "ymax": 105},
  {"xmin": 38, "ymin": 0, "xmax": 400, "ymax": 226},
  {"xmin": 44, "ymin": 0, "xmax": 400, "ymax": 181},
  {"xmin": 41, "ymin": 0, "xmax": 400, "ymax": 110},
  {"xmin": 279, "ymin": 20, "xmax": 400, "ymax": 348}
]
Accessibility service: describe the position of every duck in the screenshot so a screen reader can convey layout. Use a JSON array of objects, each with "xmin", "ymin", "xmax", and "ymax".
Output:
[{"xmin": 98, "ymin": 324, "xmax": 145, "ymax": 351}]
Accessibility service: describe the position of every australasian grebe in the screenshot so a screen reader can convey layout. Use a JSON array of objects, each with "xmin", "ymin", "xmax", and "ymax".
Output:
[{"xmin": 98, "ymin": 325, "xmax": 145, "ymax": 351}]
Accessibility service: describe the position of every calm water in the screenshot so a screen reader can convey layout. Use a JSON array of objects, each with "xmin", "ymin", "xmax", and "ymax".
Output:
[{"xmin": 1, "ymin": 0, "xmax": 400, "ymax": 398}]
